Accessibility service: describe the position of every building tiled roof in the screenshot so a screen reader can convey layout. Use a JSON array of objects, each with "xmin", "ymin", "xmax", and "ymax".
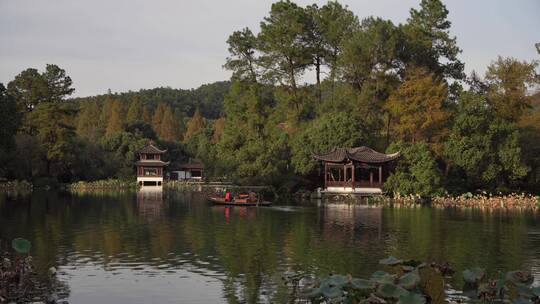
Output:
[
  {"xmin": 313, "ymin": 147, "xmax": 400, "ymax": 164},
  {"xmin": 137, "ymin": 144, "xmax": 167, "ymax": 154},
  {"xmin": 136, "ymin": 160, "xmax": 170, "ymax": 167}
]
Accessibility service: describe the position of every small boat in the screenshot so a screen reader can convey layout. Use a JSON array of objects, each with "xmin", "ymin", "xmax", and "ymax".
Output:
[{"xmin": 208, "ymin": 192, "xmax": 272, "ymax": 207}]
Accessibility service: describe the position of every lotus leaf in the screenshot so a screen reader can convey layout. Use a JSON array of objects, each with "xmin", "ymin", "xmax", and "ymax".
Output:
[
  {"xmin": 372, "ymin": 271, "xmax": 395, "ymax": 284},
  {"xmin": 321, "ymin": 284, "xmax": 343, "ymax": 298},
  {"xmin": 506, "ymin": 271, "xmax": 534, "ymax": 285},
  {"xmin": 515, "ymin": 283, "xmax": 534, "ymax": 298},
  {"xmin": 463, "ymin": 267, "xmax": 485, "ymax": 284},
  {"xmin": 399, "ymin": 271, "xmax": 421, "ymax": 290},
  {"xmin": 301, "ymin": 287, "xmax": 322, "ymax": 298},
  {"xmin": 359, "ymin": 295, "xmax": 386, "ymax": 304},
  {"xmin": 11, "ymin": 238, "xmax": 31, "ymax": 254},
  {"xmin": 512, "ymin": 297, "xmax": 532, "ymax": 304},
  {"xmin": 377, "ymin": 283, "xmax": 409, "ymax": 299},
  {"xmin": 379, "ymin": 256, "xmax": 403, "ymax": 266},
  {"xmin": 531, "ymin": 286, "xmax": 540, "ymax": 297},
  {"xmin": 398, "ymin": 292, "xmax": 426, "ymax": 304},
  {"xmin": 402, "ymin": 266, "xmax": 415, "ymax": 272},
  {"xmin": 327, "ymin": 274, "xmax": 349, "ymax": 287},
  {"xmin": 351, "ymin": 278, "xmax": 374, "ymax": 290}
]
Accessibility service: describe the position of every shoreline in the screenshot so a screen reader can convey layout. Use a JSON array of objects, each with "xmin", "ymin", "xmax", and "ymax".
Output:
[{"xmin": 1, "ymin": 179, "xmax": 538, "ymax": 211}]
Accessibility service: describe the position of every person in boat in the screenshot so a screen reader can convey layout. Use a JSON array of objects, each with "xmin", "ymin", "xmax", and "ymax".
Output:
[
  {"xmin": 225, "ymin": 192, "xmax": 231, "ymax": 202},
  {"xmin": 248, "ymin": 191, "xmax": 257, "ymax": 203}
]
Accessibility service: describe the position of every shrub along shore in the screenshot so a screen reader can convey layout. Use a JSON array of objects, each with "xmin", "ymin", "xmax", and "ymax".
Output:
[
  {"xmin": 323, "ymin": 192, "xmax": 540, "ymax": 210},
  {"xmin": 2, "ymin": 179, "xmax": 539, "ymax": 210}
]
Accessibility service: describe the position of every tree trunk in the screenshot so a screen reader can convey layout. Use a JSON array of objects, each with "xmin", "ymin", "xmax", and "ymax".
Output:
[{"xmin": 316, "ymin": 56, "xmax": 321, "ymax": 103}]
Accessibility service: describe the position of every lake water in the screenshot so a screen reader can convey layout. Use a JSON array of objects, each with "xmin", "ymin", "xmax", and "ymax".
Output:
[{"xmin": 1, "ymin": 190, "xmax": 540, "ymax": 303}]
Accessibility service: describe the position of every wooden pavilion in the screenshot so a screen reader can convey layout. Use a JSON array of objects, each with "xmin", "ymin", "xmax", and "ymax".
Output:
[
  {"xmin": 313, "ymin": 147, "xmax": 400, "ymax": 195},
  {"xmin": 136, "ymin": 144, "xmax": 170, "ymax": 189}
]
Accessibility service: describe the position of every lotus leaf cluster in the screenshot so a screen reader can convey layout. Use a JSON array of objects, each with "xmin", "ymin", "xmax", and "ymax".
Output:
[
  {"xmin": 297, "ymin": 257, "xmax": 539, "ymax": 304},
  {"xmin": 462, "ymin": 268, "xmax": 539, "ymax": 303},
  {"xmin": 300, "ymin": 257, "xmax": 431, "ymax": 304}
]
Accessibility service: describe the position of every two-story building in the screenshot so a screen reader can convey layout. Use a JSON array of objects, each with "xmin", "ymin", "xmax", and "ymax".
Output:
[{"xmin": 136, "ymin": 144, "xmax": 170, "ymax": 189}]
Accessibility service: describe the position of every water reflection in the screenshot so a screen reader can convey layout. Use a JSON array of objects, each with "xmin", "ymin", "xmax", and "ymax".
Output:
[
  {"xmin": 0, "ymin": 191, "xmax": 539, "ymax": 303},
  {"xmin": 137, "ymin": 191, "xmax": 164, "ymax": 221}
]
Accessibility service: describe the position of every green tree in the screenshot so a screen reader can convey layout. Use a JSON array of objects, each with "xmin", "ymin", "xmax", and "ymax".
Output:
[
  {"xmin": 485, "ymin": 57, "xmax": 539, "ymax": 122},
  {"xmin": 105, "ymin": 100, "xmax": 125, "ymax": 137},
  {"xmin": 142, "ymin": 106, "xmax": 153, "ymax": 124},
  {"xmin": 385, "ymin": 67, "xmax": 448, "ymax": 144},
  {"xmin": 76, "ymin": 100, "xmax": 102, "ymax": 141},
  {"xmin": 217, "ymin": 82, "xmax": 288, "ymax": 185},
  {"xmin": 125, "ymin": 121, "xmax": 157, "ymax": 140},
  {"xmin": 174, "ymin": 108, "xmax": 186, "ymax": 142},
  {"xmin": 184, "ymin": 108, "xmax": 206, "ymax": 142},
  {"xmin": 160, "ymin": 105, "xmax": 179, "ymax": 142},
  {"xmin": 41, "ymin": 64, "xmax": 75, "ymax": 102},
  {"xmin": 338, "ymin": 17, "xmax": 400, "ymax": 91},
  {"xmin": 126, "ymin": 97, "xmax": 143, "ymax": 123},
  {"xmin": 224, "ymin": 28, "xmax": 259, "ymax": 82},
  {"xmin": 211, "ymin": 117, "xmax": 226, "ymax": 144},
  {"xmin": 152, "ymin": 102, "xmax": 166, "ymax": 137},
  {"xmin": 313, "ymin": 1, "xmax": 359, "ymax": 85},
  {"xmin": 401, "ymin": 0, "xmax": 464, "ymax": 79},
  {"xmin": 290, "ymin": 112, "xmax": 366, "ymax": 175},
  {"xmin": 445, "ymin": 91, "xmax": 529, "ymax": 190},
  {"xmin": 99, "ymin": 132, "xmax": 148, "ymax": 178},
  {"xmin": 384, "ymin": 141, "xmax": 444, "ymax": 196},
  {"xmin": 0, "ymin": 84, "xmax": 20, "ymax": 152},
  {"xmin": 7, "ymin": 64, "xmax": 74, "ymax": 112},
  {"xmin": 26, "ymin": 102, "xmax": 78, "ymax": 180},
  {"xmin": 258, "ymin": 0, "xmax": 312, "ymax": 95},
  {"xmin": 0, "ymin": 84, "xmax": 21, "ymax": 176}
]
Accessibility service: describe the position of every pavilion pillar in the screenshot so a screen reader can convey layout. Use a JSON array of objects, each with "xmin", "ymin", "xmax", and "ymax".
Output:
[
  {"xmin": 352, "ymin": 163, "xmax": 355, "ymax": 189},
  {"xmin": 369, "ymin": 170, "xmax": 373, "ymax": 186},
  {"xmin": 379, "ymin": 166, "xmax": 382, "ymax": 184},
  {"xmin": 324, "ymin": 163, "xmax": 327, "ymax": 189}
]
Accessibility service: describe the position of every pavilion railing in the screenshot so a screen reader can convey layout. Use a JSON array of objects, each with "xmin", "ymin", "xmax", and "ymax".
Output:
[{"xmin": 326, "ymin": 180, "xmax": 383, "ymax": 189}]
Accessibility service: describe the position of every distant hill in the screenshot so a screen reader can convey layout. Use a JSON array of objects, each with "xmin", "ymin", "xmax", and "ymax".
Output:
[{"xmin": 71, "ymin": 81, "xmax": 230, "ymax": 119}]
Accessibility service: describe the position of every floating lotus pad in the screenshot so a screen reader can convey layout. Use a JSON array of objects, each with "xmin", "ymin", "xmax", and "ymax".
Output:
[
  {"xmin": 320, "ymin": 284, "xmax": 343, "ymax": 298},
  {"xmin": 351, "ymin": 278, "xmax": 374, "ymax": 290},
  {"xmin": 379, "ymin": 256, "xmax": 403, "ymax": 266},
  {"xmin": 506, "ymin": 271, "xmax": 534, "ymax": 285},
  {"xmin": 463, "ymin": 267, "xmax": 485, "ymax": 284},
  {"xmin": 398, "ymin": 292, "xmax": 426, "ymax": 304},
  {"xmin": 326, "ymin": 274, "xmax": 349, "ymax": 287},
  {"xmin": 11, "ymin": 238, "xmax": 31, "ymax": 254},
  {"xmin": 371, "ymin": 271, "xmax": 395, "ymax": 284},
  {"xmin": 377, "ymin": 283, "xmax": 409, "ymax": 299},
  {"xmin": 399, "ymin": 271, "xmax": 421, "ymax": 290}
]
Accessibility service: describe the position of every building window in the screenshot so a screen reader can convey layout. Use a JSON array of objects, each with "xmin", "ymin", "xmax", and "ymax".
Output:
[{"xmin": 144, "ymin": 168, "xmax": 158, "ymax": 176}]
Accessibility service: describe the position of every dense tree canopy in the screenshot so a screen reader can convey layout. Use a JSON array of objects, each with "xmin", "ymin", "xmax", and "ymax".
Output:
[
  {"xmin": 445, "ymin": 92, "xmax": 529, "ymax": 190},
  {"xmin": 2, "ymin": 0, "xmax": 539, "ymax": 196},
  {"xmin": 291, "ymin": 112, "xmax": 366, "ymax": 175}
]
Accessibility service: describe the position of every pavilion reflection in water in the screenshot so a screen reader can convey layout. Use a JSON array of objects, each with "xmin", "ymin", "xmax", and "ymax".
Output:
[
  {"xmin": 322, "ymin": 204, "xmax": 384, "ymax": 241},
  {"xmin": 136, "ymin": 190, "xmax": 164, "ymax": 221}
]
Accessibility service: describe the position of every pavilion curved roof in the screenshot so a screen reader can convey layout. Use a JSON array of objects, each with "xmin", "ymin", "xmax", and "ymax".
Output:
[
  {"xmin": 313, "ymin": 146, "xmax": 400, "ymax": 164},
  {"xmin": 137, "ymin": 144, "xmax": 167, "ymax": 154},
  {"xmin": 136, "ymin": 160, "xmax": 170, "ymax": 167}
]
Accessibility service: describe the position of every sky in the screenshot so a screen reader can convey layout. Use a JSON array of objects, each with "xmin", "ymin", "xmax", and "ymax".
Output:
[{"xmin": 1, "ymin": 0, "xmax": 539, "ymax": 97}]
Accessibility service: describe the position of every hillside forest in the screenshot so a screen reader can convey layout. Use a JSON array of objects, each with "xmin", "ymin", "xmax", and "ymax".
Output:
[{"xmin": 0, "ymin": 0, "xmax": 539, "ymax": 195}]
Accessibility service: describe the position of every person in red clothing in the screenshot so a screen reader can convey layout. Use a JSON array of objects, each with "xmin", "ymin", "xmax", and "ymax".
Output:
[{"xmin": 225, "ymin": 192, "xmax": 231, "ymax": 202}]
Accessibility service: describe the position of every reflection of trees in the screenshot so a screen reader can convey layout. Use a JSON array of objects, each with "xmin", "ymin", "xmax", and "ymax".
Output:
[
  {"xmin": 0, "ymin": 191, "xmax": 538, "ymax": 303},
  {"xmin": 381, "ymin": 207, "xmax": 534, "ymax": 286}
]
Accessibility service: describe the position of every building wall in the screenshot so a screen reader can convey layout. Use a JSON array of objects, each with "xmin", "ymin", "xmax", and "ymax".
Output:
[{"xmin": 137, "ymin": 176, "xmax": 164, "ymax": 188}]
